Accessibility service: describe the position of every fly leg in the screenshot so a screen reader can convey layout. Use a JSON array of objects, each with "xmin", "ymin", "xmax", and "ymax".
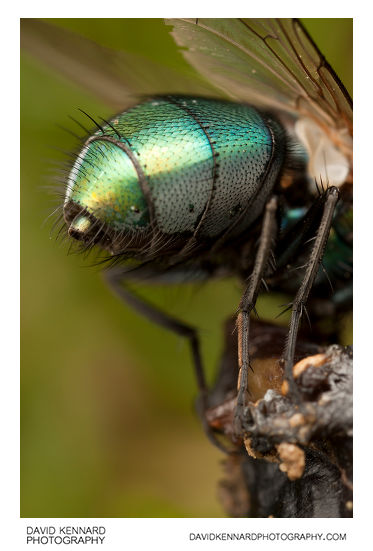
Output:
[
  {"xmin": 282, "ymin": 186, "xmax": 340, "ymax": 400},
  {"xmin": 103, "ymin": 267, "xmax": 229, "ymax": 453},
  {"xmin": 234, "ymin": 196, "xmax": 279, "ymax": 436}
]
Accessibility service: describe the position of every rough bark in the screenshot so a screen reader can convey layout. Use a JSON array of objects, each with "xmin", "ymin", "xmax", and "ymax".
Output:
[{"xmin": 207, "ymin": 318, "xmax": 353, "ymax": 518}]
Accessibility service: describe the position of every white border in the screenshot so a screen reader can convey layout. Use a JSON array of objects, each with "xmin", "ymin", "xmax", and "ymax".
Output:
[{"xmin": 4, "ymin": 1, "xmax": 370, "ymax": 549}]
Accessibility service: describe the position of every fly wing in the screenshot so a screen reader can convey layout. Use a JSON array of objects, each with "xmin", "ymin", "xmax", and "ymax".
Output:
[
  {"xmin": 21, "ymin": 19, "xmax": 220, "ymax": 112},
  {"xmin": 165, "ymin": 19, "xmax": 352, "ymax": 138}
]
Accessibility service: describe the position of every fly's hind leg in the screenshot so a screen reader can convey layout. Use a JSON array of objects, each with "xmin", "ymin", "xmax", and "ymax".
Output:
[
  {"xmin": 234, "ymin": 196, "xmax": 279, "ymax": 437},
  {"xmin": 282, "ymin": 186, "xmax": 340, "ymax": 400},
  {"xmin": 103, "ymin": 267, "xmax": 229, "ymax": 453}
]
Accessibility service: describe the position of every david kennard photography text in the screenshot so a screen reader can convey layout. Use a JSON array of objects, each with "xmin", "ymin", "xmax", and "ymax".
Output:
[{"xmin": 26, "ymin": 526, "xmax": 106, "ymax": 545}]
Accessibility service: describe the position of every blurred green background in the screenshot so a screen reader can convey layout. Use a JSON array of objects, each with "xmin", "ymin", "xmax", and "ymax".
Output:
[{"xmin": 21, "ymin": 19, "xmax": 352, "ymax": 518}]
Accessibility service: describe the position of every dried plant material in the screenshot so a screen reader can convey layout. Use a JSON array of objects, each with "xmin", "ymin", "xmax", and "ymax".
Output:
[
  {"xmin": 277, "ymin": 443, "xmax": 305, "ymax": 480},
  {"xmin": 293, "ymin": 353, "xmax": 329, "ymax": 378},
  {"xmin": 217, "ymin": 455, "xmax": 251, "ymax": 518},
  {"xmin": 208, "ymin": 320, "xmax": 352, "ymax": 518}
]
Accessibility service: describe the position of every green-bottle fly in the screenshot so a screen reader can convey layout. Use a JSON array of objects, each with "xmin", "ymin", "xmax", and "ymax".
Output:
[{"xmin": 22, "ymin": 19, "xmax": 352, "ymax": 457}]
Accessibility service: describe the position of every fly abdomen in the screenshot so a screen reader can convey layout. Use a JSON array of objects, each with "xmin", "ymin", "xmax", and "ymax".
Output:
[
  {"xmin": 65, "ymin": 96, "xmax": 289, "ymax": 254},
  {"xmin": 166, "ymin": 97, "xmax": 287, "ymax": 238}
]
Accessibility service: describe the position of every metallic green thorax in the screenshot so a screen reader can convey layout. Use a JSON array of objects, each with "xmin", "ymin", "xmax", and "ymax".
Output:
[{"xmin": 66, "ymin": 96, "xmax": 285, "ymax": 240}]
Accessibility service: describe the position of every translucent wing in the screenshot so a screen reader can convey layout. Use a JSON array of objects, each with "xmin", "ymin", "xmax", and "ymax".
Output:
[
  {"xmin": 21, "ymin": 18, "xmax": 352, "ymax": 183},
  {"xmin": 165, "ymin": 19, "xmax": 352, "ymax": 145},
  {"xmin": 20, "ymin": 19, "xmax": 220, "ymax": 112}
]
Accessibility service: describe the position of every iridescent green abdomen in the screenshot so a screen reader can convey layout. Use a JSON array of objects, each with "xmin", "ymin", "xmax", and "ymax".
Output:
[
  {"xmin": 65, "ymin": 96, "xmax": 286, "ymax": 246},
  {"xmin": 66, "ymin": 140, "xmax": 149, "ymax": 230}
]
